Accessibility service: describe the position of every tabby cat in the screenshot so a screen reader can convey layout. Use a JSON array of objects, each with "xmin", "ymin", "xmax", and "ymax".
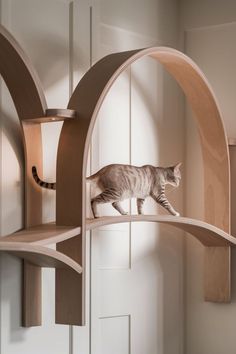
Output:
[{"xmin": 32, "ymin": 163, "xmax": 181, "ymax": 218}]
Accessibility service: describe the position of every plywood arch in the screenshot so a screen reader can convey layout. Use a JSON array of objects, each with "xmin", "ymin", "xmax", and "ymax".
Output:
[
  {"xmin": 0, "ymin": 24, "xmax": 47, "ymax": 326},
  {"xmin": 0, "ymin": 25, "xmax": 47, "ymax": 225},
  {"xmin": 57, "ymin": 47, "xmax": 230, "ymax": 234},
  {"xmin": 56, "ymin": 47, "xmax": 231, "ymax": 323}
]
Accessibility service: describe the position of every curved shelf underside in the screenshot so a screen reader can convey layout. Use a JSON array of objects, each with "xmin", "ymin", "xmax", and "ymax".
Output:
[
  {"xmin": 0, "ymin": 215, "xmax": 235, "ymax": 272},
  {"xmin": 86, "ymin": 215, "xmax": 236, "ymax": 247},
  {"xmin": 0, "ymin": 242, "xmax": 82, "ymax": 273}
]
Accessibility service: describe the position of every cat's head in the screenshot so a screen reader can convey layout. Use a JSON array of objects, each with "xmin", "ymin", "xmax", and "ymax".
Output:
[{"xmin": 165, "ymin": 162, "xmax": 182, "ymax": 187}]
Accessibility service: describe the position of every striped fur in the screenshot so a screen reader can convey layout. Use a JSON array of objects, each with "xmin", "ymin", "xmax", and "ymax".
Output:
[
  {"xmin": 32, "ymin": 163, "xmax": 181, "ymax": 218},
  {"xmin": 32, "ymin": 166, "xmax": 56, "ymax": 190},
  {"xmin": 88, "ymin": 163, "xmax": 181, "ymax": 217}
]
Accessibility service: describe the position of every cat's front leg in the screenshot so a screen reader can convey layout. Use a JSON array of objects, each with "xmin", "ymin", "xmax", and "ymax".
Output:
[
  {"xmin": 151, "ymin": 193, "xmax": 180, "ymax": 216},
  {"xmin": 137, "ymin": 198, "xmax": 145, "ymax": 214},
  {"xmin": 91, "ymin": 200, "xmax": 99, "ymax": 218}
]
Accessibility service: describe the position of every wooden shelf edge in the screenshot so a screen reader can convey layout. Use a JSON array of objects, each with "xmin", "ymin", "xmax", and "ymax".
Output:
[
  {"xmin": 0, "ymin": 242, "xmax": 82, "ymax": 273},
  {"xmin": 1, "ymin": 215, "xmax": 235, "ymax": 251},
  {"xmin": 23, "ymin": 109, "xmax": 77, "ymax": 124},
  {"xmin": 86, "ymin": 215, "xmax": 236, "ymax": 247},
  {"xmin": 0, "ymin": 223, "xmax": 81, "ymax": 245}
]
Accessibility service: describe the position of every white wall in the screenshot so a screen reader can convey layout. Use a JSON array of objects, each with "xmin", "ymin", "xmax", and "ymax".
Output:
[
  {"xmin": 180, "ymin": 1, "xmax": 236, "ymax": 353},
  {"xmin": 0, "ymin": 1, "xmax": 185, "ymax": 354}
]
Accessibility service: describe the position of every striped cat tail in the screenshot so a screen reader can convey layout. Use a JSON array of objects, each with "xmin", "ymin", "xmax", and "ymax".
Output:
[{"xmin": 32, "ymin": 166, "xmax": 56, "ymax": 190}]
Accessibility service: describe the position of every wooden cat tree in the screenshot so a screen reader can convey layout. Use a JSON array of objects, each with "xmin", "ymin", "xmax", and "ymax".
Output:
[{"xmin": 0, "ymin": 25, "xmax": 234, "ymax": 327}]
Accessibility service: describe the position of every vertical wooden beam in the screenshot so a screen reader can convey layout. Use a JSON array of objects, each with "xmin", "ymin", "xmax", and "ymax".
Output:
[
  {"xmin": 56, "ymin": 238, "xmax": 83, "ymax": 325},
  {"xmin": 22, "ymin": 123, "xmax": 43, "ymax": 326},
  {"xmin": 204, "ymin": 143, "xmax": 236, "ymax": 303},
  {"xmin": 204, "ymin": 247, "xmax": 231, "ymax": 302},
  {"xmin": 229, "ymin": 145, "xmax": 236, "ymax": 236},
  {"xmin": 22, "ymin": 261, "xmax": 42, "ymax": 326},
  {"xmin": 56, "ymin": 119, "xmax": 85, "ymax": 325}
]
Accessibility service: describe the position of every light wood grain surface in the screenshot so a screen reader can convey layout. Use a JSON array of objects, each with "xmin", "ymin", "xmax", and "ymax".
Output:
[
  {"xmin": 0, "ymin": 242, "xmax": 82, "ymax": 273},
  {"xmin": 204, "ymin": 247, "xmax": 231, "ymax": 302},
  {"xmin": 86, "ymin": 215, "xmax": 236, "ymax": 247},
  {"xmin": 1, "ymin": 224, "xmax": 81, "ymax": 245},
  {"xmin": 2, "ymin": 214, "xmax": 236, "ymax": 248}
]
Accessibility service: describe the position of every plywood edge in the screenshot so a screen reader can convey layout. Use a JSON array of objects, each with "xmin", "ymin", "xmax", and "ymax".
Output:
[{"xmin": 23, "ymin": 108, "xmax": 77, "ymax": 123}]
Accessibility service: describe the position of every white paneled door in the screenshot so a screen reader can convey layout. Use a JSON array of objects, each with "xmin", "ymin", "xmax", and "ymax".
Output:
[{"xmin": 89, "ymin": 7, "xmax": 184, "ymax": 353}]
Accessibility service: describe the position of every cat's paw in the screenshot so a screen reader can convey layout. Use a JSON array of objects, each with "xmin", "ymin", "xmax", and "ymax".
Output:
[
  {"xmin": 121, "ymin": 211, "xmax": 129, "ymax": 215},
  {"xmin": 174, "ymin": 212, "xmax": 180, "ymax": 217}
]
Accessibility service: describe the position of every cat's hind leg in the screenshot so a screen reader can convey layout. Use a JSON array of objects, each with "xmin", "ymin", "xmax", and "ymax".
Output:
[
  {"xmin": 137, "ymin": 198, "xmax": 145, "ymax": 214},
  {"xmin": 112, "ymin": 201, "xmax": 128, "ymax": 215},
  {"xmin": 91, "ymin": 189, "xmax": 126, "ymax": 218}
]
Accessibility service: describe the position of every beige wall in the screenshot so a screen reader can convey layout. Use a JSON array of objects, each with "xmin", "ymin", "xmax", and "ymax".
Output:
[{"xmin": 181, "ymin": 1, "xmax": 236, "ymax": 353}]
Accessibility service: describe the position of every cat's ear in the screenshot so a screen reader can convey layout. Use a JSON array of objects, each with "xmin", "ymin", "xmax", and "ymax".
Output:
[{"xmin": 174, "ymin": 162, "xmax": 182, "ymax": 171}]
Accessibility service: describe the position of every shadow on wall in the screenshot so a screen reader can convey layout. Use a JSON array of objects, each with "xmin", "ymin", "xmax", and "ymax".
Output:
[{"xmin": 23, "ymin": 34, "xmax": 71, "ymax": 92}]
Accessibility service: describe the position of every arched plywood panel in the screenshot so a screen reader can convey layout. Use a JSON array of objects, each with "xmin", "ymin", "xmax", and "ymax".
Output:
[
  {"xmin": 0, "ymin": 25, "xmax": 47, "ymax": 326},
  {"xmin": 56, "ymin": 47, "xmax": 230, "ymax": 324},
  {"xmin": 57, "ymin": 47, "xmax": 230, "ymax": 232},
  {"xmin": 0, "ymin": 25, "xmax": 46, "ymax": 119}
]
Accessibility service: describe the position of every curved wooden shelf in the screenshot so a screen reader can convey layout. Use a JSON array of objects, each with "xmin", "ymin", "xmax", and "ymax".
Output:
[
  {"xmin": 86, "ymin": 215, "xmax": 236, "ymax": 247},
  {"xmin": 0, "ymin": 242, "xmax": 82, "ymax": 273},
  {"xmin": 0, "ymin": 224, "xmax": 81, "ymax": 245},
  {"xmin": 2, "ymin": 216, "xmax": 235, "ymax": 248},
  {"xmin": 1, "ymin": 216, "xmax": 234, "ymax": 269},
  {"xmin": 24, "ymin": 109, "xmax": 77, "ymax": 124}
]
